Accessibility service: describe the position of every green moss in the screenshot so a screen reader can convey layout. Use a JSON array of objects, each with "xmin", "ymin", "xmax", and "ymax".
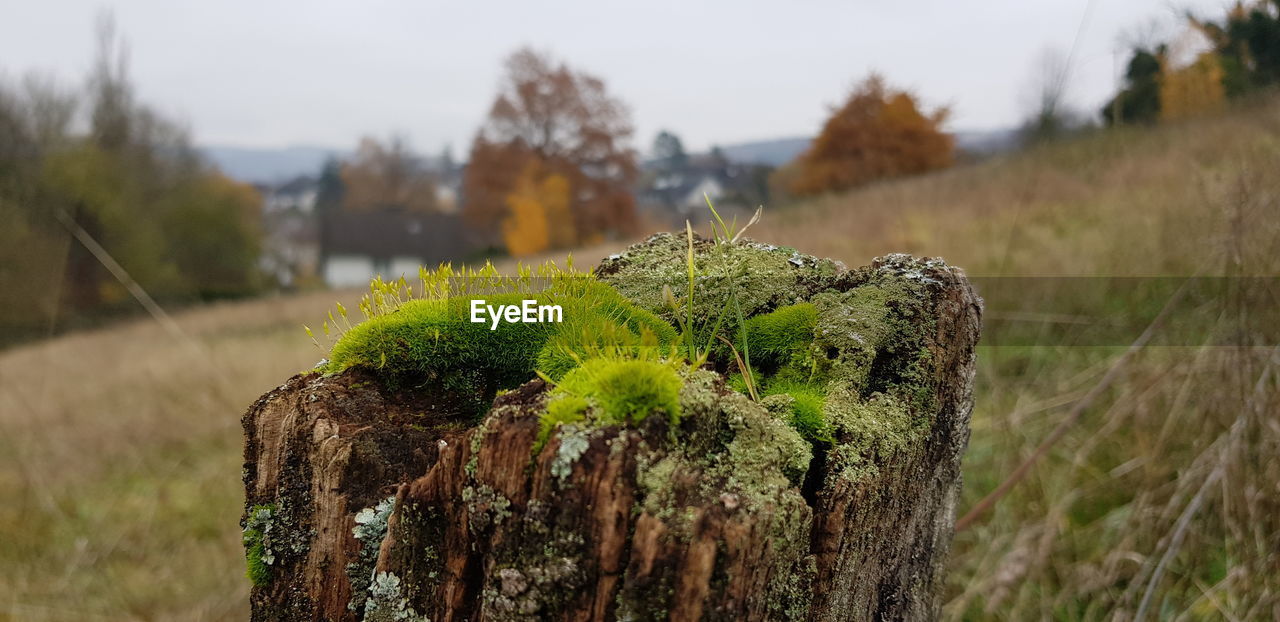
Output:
[
  {"xmin": 742, "ymin": 302, "xmax": 818, "ymax": 369},
  {"xmin": 243, "ymin": 503, "xmax": 276, "ymax": 587},
  {"xmin": 566, "ymin": 359, "xmax": 682, "ymax": 426},
  {"xmin": 323, "ymin": 274, "xmax": 676, "ymax": 420},
  {"xmin": 761, "ymin": 381, "xmax": 831, "ymax": 443},
  {"xmin": 535, "ymin": 305, "xmax": 676, "ymax": 381},
  {"xmin": 536, "ymin": 394, "xmax": 588, "ymax": 450},
  {"xmin": 244, "ymin": 534, "xmax": 269, "ymax": 587},
  {"xmin": 538, "ymin": 358, "xmax": 683, "ymax": 442},
  {"xmin": 599, "ymin": 233, "xmax": 842, "ymax": 343},
  {"xmin": 326, "ymin": 292, "xmax": 545, "ymax": 399}
]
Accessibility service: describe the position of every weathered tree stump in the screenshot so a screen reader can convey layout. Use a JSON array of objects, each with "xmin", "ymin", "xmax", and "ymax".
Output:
[{"xmin": 243, "ymin": 235, "xmax": 981, "ymax": 621}]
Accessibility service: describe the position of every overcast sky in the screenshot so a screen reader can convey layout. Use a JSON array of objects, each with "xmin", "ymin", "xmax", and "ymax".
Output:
[{"xmin": 0, "ymin": 0, "xmax": 1233, "ymax": 154}]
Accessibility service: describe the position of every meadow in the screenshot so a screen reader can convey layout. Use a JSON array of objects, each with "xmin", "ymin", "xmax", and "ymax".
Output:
[{"xmin": 2, "ymin": 98, "xmax": 1278, "ymax": 620}]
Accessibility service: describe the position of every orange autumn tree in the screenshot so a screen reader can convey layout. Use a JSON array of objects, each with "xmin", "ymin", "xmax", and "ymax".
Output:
[
  {"xmin": 464, "ymin": 48, "xmax": 638, "ymax": 252},
  {"xmin": 502, "ymin": 161, "xmax": 573, "ymax": 257},
  {"xmin": 784, "ymin": 74, "xmax": 953, "ymax": 197}
]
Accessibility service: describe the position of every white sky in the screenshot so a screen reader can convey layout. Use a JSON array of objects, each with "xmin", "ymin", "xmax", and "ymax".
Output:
[{"xmin": 0, "ymin": 0, "xmax": 1235, "ymax": 154}]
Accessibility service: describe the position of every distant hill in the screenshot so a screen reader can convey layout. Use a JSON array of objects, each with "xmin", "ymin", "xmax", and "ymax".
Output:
[
  {"xmin": 200, "ymin": 145, "xmax": 346, "ymax": 184},
  {"xmin": 711, "ymin": 128, "xmax": 1018, "ymax": 167},
  {"xmin": 951, "ymin": 128, "xmax": 1020, "ymax": 156},
  {"xmin": 716, "ymin": 137, "xmax": 812, "ymax": 167},
  {"xmin": 205, "ymin": 128, "xmax": 1020, "ymax": 184}
]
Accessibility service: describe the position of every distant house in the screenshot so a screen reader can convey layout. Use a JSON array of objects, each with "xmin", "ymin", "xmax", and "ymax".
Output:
[
  {"xmin": 258, "ymin": 176, "xmax": 321, "ymax": 288},
  {"xmin": 645, "ymin": 172, "xmax": 727, "ymax": 216},
  {"xmin": 263, "ymin": 176, "xmax": 319, "ymax": 213},
  {"xmin": 636, "ymin": 147, "xmax": 778, "ymax": 222},
  {"xmin": 320, "ymin": 208, "xmax": 481, "ymax": 287}
]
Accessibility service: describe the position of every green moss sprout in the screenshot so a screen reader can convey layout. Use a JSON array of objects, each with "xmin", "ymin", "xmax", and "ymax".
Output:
[
  {"xmin": 536, "ymin": 356, "xmax": 684, "ymax": 449},
  {"xmin": 243, "ymin": 504, "xmax": 276, "ymax": 587},
  {"xmin": 313, "ymin": 260, "xmax": 676, "ymax": 419}
]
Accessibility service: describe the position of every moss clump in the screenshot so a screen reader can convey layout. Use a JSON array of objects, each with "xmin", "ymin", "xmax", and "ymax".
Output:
[
  {"xmin": 537, "ymin": 358, "xmax": 683, "ymax": 447},
  {"xmin": 598, "ymin": 233, "xmax": 843, "ymax": 342},
  {"xmin": 742, "ymin": 302, "xmax": 818, "ymax": 372},
  {"xmin": 535, "ymin": 307, "xmax": 676, "ymax": 381},
  {"xmin": 243, "ymin": 504, "xmax": 276, "ymax": 587},
  {"xmin": 327, "ymin": 292, "xmax": 544, "ymax": 410},
  {"xmin": 538, "ymin": 395, "xmax": 590, "ymax": 446},
  {"xmin": 323, "ymin": 275, "xmax": 675, "ymax": 420},
  {"xmin": 762, "ymin": 381, "xmax": 831, "ymax": 443}
]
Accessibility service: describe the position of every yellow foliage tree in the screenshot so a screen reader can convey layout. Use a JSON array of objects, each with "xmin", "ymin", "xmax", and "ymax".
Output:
[
  {"xmin": 502, "ymin": 162, "xmax": 573, "ymax": 257},
  {"xmin": 1160, "ymin": 52, "xmax": 1226, "ymax": 121}
]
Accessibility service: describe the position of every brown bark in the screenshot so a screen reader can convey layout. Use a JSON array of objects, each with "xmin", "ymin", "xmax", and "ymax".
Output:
[{"xmin": 242, "ymin": 244, "xmax": 981, "ymax": 621}]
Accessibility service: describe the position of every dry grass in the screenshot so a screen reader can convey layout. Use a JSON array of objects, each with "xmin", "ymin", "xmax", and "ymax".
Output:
[
  {"xmin": 2, "ymin": 101, "xmax": 1278, "ymax": 620},
  {"xmin": 753, "ymin": 100, "xmax": 1280, "ymax": 619}
]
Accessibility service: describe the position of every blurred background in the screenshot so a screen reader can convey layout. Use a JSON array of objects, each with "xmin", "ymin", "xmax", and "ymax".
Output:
[{"xmin": 1, "ymin": 1, "xmax": 1278, "ymax": 620}]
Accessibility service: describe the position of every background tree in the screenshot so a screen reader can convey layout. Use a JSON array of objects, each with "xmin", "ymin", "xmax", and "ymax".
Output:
[
  {"xmin": 651, "ymin": 130, "xmax": 688, "ymax": 172},
  {"xmin": 0, "ymin": 12, "xmax": 263, "ymax": 341},
  {"xmin": 87, "ymin": 14, "xmax": 132, "ymax": 153},
  {"xmin": 1160, "ymin": 52, "xmax": 1226, "ymax": 121},
  {"xmin": 1103, "ymin": 3, "xmax": 1280, "ymax": 126},
  {"xmin": 314, "ymin": 157, "xmax": 345, "ymax": 216},
  {"xmin": 1102, "ymin": 48, "xmax": 1163, "ymax": 125},
  {"xmin": 340, "ymin": 136, "xmax": 439, "ymax": 213},
  {"xmin": 463, "ymin": 48, "xmax": 638, "ymax": 251},
  {"xmin": 1019, "ymin": 48, "xmax": 1085, "ymax": 143},
  {"xmin": 1192, "ymin": 1, "xmax": 1280, "ymax": 94},
  {"xmin": 706, "ymin": 144, "xmax": 730, "ymax": 172},
  {"xmin": 780, "ymin": 74, "xmax": 953, "ymax": 197}
]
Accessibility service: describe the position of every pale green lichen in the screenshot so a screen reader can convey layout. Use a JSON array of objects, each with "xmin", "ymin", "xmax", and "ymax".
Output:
[
  {"xmin": 709, "ymin": 388, "xmax": 813, "ymax": 496},
  {"xmin": 463, "ymin": 484, "xmax": 513, "ymax": 533},
  {"xmin": 362, "ymin": 572, "xmax": 427, "ymax": 622},
  {"xmin": 549, "ymin": 426, "xmax": 591, "ymax": 483},
  {"xmin": 348, "ymin": 497, "xmax": 396, "ymax": 613},
  {"xmin": 823, "ymin": 388, "xmax": 917, "ymax": 483},
  {"xmin": 635, "ymin": 369, "xmax": 811, "ymax": 516},
  {"xmin": 616, "ymin": 369, "xmax": 814, "ymax": 618},
  {"xmin": 482, "ymin": 557, "xmax": 582, "ymax": 618}
]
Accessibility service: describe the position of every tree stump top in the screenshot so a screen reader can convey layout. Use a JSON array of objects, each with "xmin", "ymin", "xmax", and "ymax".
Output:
[{"xmin": 243, "ymin": 234, "xmax": 981, "ymax": 621}]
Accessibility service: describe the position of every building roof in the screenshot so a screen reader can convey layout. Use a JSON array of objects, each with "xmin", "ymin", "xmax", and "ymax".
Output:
[
  {"xmin": 270, "ymin": 175, "xmax": 318, "ymax": 195},
  {"xmin": 321, "ymin": 208, "xmax": 482, "ymax": 264}
]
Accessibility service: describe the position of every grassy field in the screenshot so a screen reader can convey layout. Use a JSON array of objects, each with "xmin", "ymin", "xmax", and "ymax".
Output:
[{"xmin": 2, "ymin": 101, "xmax": 1278, "ymax": 620}]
